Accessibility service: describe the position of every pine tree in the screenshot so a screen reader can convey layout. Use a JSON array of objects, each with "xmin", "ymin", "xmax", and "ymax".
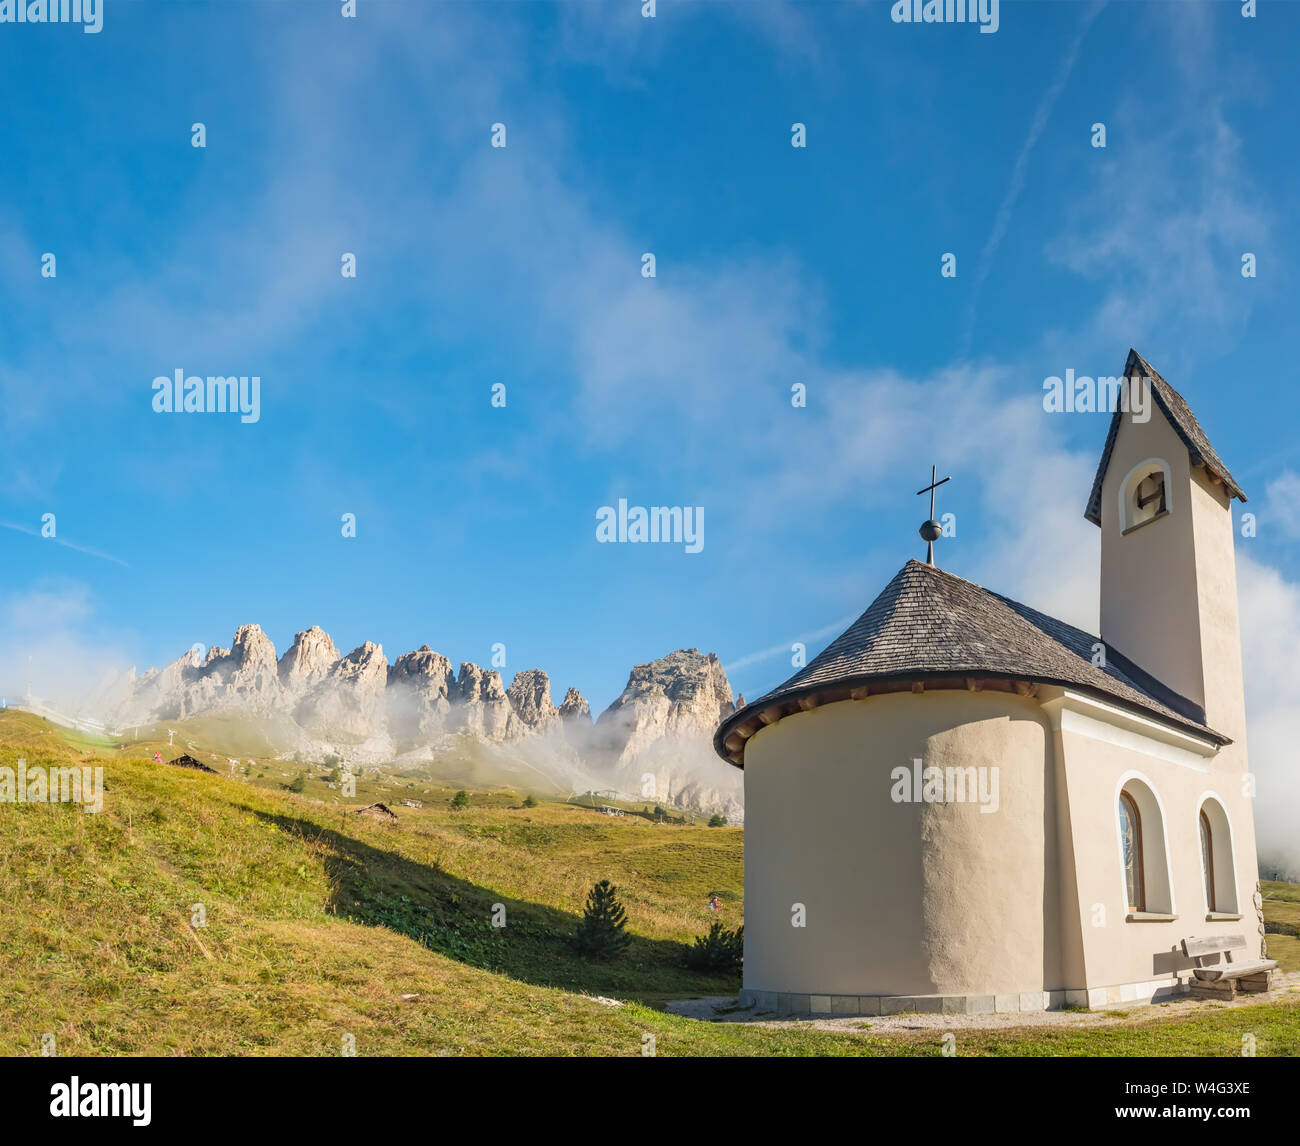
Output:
[{"xmin": 574, "ymin": 879, "xmax": 631, "ymax": 959}]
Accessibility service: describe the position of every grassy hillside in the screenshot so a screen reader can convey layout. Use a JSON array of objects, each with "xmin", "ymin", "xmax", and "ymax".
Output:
[
  {"xmin": 1, "ymin": 710, "xmax": 1297, "ymax": 1057},
  {"xmin": 1263, "ymin": 881, "xmax": 1300, "ymax": 973}
]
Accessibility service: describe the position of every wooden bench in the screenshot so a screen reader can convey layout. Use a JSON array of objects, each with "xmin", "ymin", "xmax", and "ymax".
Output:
[{"xmin": 1180, "ymin": 934, "xmax": 1277, "ymax": 1000}]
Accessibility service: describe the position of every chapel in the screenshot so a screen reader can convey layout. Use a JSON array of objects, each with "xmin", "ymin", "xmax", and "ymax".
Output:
[{"xmin": 715, "ymin": 349, "xmax": 1267, "ymax": 1014}]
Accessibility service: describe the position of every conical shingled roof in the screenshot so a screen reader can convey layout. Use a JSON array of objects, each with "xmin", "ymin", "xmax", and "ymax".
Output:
[
  {"xmin": 714, "ymin": 559, "xmax": 1226, "ymax": 767},
  {"xmin": 1085, "ymin": 349, "xmax": 1246, "ymax": 526}
]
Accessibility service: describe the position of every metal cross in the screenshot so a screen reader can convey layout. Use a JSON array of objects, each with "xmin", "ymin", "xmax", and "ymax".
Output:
[{"xmin": 916, "ymin": 464, "xmax": 951, "ymax": 566}]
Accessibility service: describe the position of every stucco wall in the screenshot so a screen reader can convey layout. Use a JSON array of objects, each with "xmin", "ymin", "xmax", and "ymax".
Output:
[
  {"xmin": 1099, "ymin": 404, "xmax": 1206, "ymax": 708},
  {"xmin": 741, "ymin": 690, "xmax": 1062, "ymax": 999},
  {"xmin": 1054, "ymin": 719, "xmax": 1259, "ymax": 988}
]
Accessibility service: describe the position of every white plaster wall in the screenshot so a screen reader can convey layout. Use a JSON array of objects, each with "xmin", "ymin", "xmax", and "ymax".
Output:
[
  {"xmin": 741, "ymin": 690, "xmax": 1061, "ymax": 998},
  {"xmin": 1057, "ymin": 726, "xmax": 1259, "ymax": 988},
  {"xmin": 1099, "ymin": 405, "xmax": 1206, "ymax": 708}
]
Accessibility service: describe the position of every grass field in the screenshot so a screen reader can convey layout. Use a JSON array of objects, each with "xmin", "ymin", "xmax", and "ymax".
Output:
[
  {"xmin": 1263, "ymin": 881, "xmax": 1300, "ymax": 972},
  {"xmin": 1, "ymin": 709, "xmax": 1297, "ymax": 1057}
]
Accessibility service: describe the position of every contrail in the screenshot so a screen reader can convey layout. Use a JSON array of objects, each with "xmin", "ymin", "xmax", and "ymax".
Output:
[
  {"xmin": 961, "ymin": 0, "xmax": 1108, "ymax": 354},
  {"xmin": 724, "ymin": 612, "xmax": 859, "ymax": 675},
  {"xmin": 0, "ymin": 521, "xmax": 130, "ymax": 567}
]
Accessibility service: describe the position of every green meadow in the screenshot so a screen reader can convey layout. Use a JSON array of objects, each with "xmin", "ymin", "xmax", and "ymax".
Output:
[{"xmin": 0, "ymin": 709, "xmax": 1296, "ymax": 1057}]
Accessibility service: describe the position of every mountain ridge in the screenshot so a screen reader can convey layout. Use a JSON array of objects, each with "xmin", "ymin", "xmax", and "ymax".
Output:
[{"xmin": 109, "ymin": 625, "xmax": 743, "ymax": 818}]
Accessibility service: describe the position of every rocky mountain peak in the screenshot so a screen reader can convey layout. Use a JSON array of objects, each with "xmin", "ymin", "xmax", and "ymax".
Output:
[
  {"xmin": 338, "ymin": 641, "xmax": 387, "ymax": 679},
  {"xmin": 389, "ymin": 645, "xmax": 455, "ymax": 686},
  {"xmin": 597, "ymin": 647, "xmax": 735, "ymax": 759},
  {"xmin": 230, "ymin": 623, "xmax": 277, "ymax": 666},
  {"xmin": 278, "ymin": 626, "xmax": 340, "ymax": 692},
  {"xmin": 506, "ymin": 669, "xmax": 558, "ymax": 729},
  {"xmin": 212, "ymin": 623, "xmax": 281, "ymax": 707},
  {"xmin": 558, "ymin": 686, "xmax": 591, "ymax": 723},
  {"xmin": 456, "ymin": 662, "xmax": 507, "ymax": 702},
  {"xmin": 387, "ymin": 645, "xmax": 457, "ymax": 743},
  {"xmin": 294, "ymin": 641, "xmax": 389, "ymax": 742},
  {"xmin": 454, "ymin": 662, "xmax": 519, "ymax": 740},
  {"xmin": 591, "ymin": 647, "xmax": 740, "ymax": 820}
]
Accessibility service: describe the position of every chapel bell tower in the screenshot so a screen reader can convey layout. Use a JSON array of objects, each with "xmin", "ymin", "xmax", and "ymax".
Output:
[{"xmin": 1087, "ymin": 349, "xmax": 1249, "ymax": 743}]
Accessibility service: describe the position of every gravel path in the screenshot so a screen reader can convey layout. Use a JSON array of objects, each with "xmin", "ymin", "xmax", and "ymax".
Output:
[{"xmin": 667, "ymin": 974, "xmax": 1300, "ymax": 1033}]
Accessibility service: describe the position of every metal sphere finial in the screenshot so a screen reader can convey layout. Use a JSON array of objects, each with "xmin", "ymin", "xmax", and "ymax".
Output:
[{"xmin": 915, "ymin": 465, "xmax": 952, "ymax": 566}]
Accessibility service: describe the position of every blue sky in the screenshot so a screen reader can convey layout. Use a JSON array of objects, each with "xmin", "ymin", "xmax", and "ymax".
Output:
[{"xmin": 1, "ymin": 0, "xmax": 1298, "ymax": 741}]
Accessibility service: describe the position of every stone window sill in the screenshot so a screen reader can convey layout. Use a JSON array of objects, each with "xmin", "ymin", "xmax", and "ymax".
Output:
[
  {"xmin": 1206, "ymin": 912, "xmax": 1244, "ymax": 921},
  {"xmin": 1122, "ymin": 509, "xmax": 1169, "ymax": 536},
  {"xmin": 1126, "ymin": 912, "xmax": 1178, "ymax": 923}
]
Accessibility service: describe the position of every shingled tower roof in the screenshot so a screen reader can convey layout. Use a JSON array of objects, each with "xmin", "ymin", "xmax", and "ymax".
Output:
[
  {"xmin": 1084, "ymin": 348, "xmax": 1246, "ymax": 526},
  {"xmin": 713, "ymin": 559, "xmax": 1227, "ymax": 768}
]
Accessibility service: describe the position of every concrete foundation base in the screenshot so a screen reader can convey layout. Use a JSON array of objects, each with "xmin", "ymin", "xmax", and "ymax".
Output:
[{"xmin": 738, "ymin": 978, "xmax": 1189, "ymax": 1017}]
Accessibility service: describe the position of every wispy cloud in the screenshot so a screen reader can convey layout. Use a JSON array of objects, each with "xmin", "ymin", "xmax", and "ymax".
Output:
[{"xmin": 1043, "ymin": 17, "xmax": 1271, "ymax": 367}]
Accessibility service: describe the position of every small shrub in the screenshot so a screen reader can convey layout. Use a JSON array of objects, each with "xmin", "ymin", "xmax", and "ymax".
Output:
[
  {"xmin": 522, "ymin": 794, "xmax": 538, "ymax": 808},
  {"xmin": 451, "ymin": 790, "xmax": 471, "ymax": 809},
  {"xmin": 685, "ymin": 920, "xmax": 744, "ymax": 972},
  {"xmin": 287, "ymin": 774, "xmax": 306, "ymax": 794},
  {"xmin": 707, "ymin": 813, "xmax": 727, "ymax": 827}
]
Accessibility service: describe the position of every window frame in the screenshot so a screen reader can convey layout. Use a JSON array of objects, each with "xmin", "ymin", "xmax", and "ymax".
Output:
[
  {"xmin": 1119, "ymin": 790, "xmax": 1146, "ymax": 914},
  {"xmin": 1197, "ymin": 795, "xmax": 1239, "ymax": 917},
  {"xmin": 1199, "ymin": 809, "xmax": 1216, "ymax": 913}
]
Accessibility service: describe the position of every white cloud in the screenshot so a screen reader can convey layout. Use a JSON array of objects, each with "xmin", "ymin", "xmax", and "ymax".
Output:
[
  {"xmin": 1237, "ymin": 553, "xmax": 1300, "ymax": 877},
  {"xmin": 0, "ymin": 580, "xmax": 136, "ymax": 714},
  {"xmin": 1263, "ymin": 470, "xmax": 1300, "ymax": 542}
]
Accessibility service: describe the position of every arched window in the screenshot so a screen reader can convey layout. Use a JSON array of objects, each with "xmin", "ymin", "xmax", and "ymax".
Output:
[
  {"xmin": 1119, "ymin": 791, "xmax": 1144, "ymax": 912},
  {"xmin": 1199, "ymin": 810, "xmax": 1215, "ymax": 912},
  {"xmin": 1197, "ymin": 797, "xmax": 1239, "ymax": 916},
  {"xmin": 1119, "ymin": 459, "xmax": 1172, "ymax": 533},
  {"xmin": 1116, "ymin": 777, "xmax": 1174, "ymax": 917},
  {"xmin": 1135, "ymin": 471, "xmax": 1166, "ymax": 517}
]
